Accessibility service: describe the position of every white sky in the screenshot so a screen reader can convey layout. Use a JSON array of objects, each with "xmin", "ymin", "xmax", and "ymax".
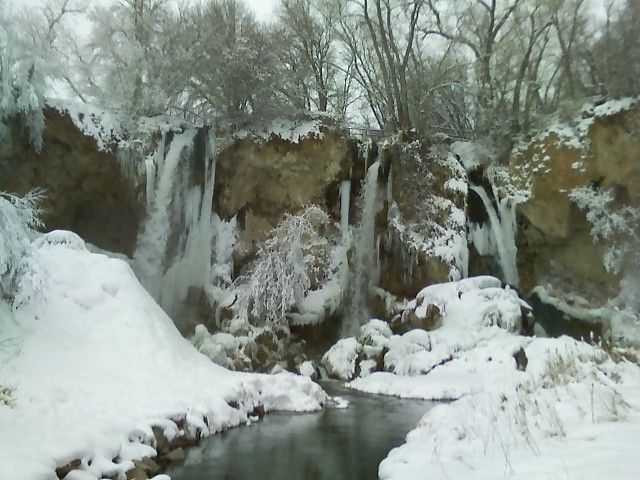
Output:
[
  {"xmin": 245, "ymin": 0, "xmax": 280, "ymax": 22},
  {"xmin": 3, "ymin": 0, "xmax": 281, "ymax": 22}
]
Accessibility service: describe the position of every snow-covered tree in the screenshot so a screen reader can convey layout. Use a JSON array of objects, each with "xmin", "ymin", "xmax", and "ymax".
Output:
[
  {"xmin": 0, "ymin": 190, "xmax": 44, "ymax": 301},
  {"xmin": 0, "ymin": 0, "xmax": 84, "ymax": 149},
  {"xmin": 0, "ymin": 10, "xmax": 46, "ymax": 150},
  {"xmin": 241, "ymin": 206, "xmax": 330, "ymax": 325}
]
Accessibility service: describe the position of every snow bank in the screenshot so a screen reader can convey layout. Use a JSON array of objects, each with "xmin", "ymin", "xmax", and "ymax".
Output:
[
  {"xmin": 377, "ymin": 337, "xmax": 640, "ymax": 480},
  {"xmin": 0, "ymin": 231, "xmax": 325, "ymax": 480},
  {"xmin": 337, "ymin": 279, "xmax": 640, "ymax": 480}
]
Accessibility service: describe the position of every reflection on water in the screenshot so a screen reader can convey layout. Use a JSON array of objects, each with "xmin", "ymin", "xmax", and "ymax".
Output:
[{"xmin": 166, "ymin": 381, "xmax": 435, "ymax": 480}]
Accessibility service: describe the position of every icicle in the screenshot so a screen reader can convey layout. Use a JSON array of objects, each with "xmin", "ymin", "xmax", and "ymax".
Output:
[
  {"xmin": 343, "ymin": 160, "xmax": 381, "ymax": 336},
  {"xmin": 339, "ymin": 180, "xmax": 351, "ymax": 242},
  {"xmin": 134, "ymin": 129, "xmax": 198, "ymax": 300},
  {"xmin": 159, "ymin": 131, "xmax": 218, "ymax": 315},
  {"xmin": 469, "ymin": 185, "xmax": 519, "ymax": 286}
]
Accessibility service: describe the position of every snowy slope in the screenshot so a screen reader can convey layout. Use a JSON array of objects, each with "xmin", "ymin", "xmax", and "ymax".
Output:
[{"xmin": 0, "ymin": 231, "xmax": 325, "ymax": 480}]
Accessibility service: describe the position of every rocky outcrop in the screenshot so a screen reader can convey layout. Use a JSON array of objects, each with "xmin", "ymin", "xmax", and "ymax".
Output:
[
  {"xmin": 507, "ymin": 100, "xmax": 640, "ymax": 304},
  {"xmin": 215, "ymin": 125, "xmax": 358, "ymax": 269},
  {"xmin": 0, "ymin": 107, "xmax": 143, "ymax": 256},
  {"xmin": 378, "ymin": 139, "xmax": 468, "ymax": 299}
]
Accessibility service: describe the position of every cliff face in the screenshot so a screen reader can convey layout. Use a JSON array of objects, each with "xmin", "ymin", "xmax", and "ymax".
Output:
[
  {"xmin": 3, "ymin": 99, "xmax": 638, "ymax": 340},
  {"xmin": 0, "ymin": 108, "xmax": 143, "ymax": 256},
  {"xmin": 215, "ymin": 129, "xmax": 358, "ymax": 270},
  {"xmin": 508, "ymin": 101, "xmax": 640, "ymax": 304},
  {"xmin": 378, "ymin": 140, "xmax": 468, "ymax": 299}
]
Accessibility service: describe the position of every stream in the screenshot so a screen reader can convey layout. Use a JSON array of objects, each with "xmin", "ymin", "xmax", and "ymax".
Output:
[{"xmin": 166, "ymin": 381, "xmax": 436, "ymax": 480}]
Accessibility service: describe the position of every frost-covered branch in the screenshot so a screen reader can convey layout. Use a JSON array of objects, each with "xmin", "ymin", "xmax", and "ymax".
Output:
[
  {"xmin": 240, "ymin": 205, "xmax": 330, "ymax": 325},
  {"xmin": 569, "ymin": 186, "xmax": 639, "ymax": 275}
]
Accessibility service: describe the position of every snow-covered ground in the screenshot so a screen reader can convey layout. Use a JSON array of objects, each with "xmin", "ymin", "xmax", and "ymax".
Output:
[
  {"xmin": 342, "ymin": 279, "xmax": 640, "ymax": 479},
  {"xmin": 0, "ymin": 231, "xmax": 325, "ymax": 480}
]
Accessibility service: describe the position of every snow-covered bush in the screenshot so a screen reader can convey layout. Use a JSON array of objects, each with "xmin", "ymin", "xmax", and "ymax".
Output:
[
  {"xmin": 0, "ymin": 190, "xmax": 44, "ymax": 300},
  {"xmin": 240, "ymin": 205, "xmax": 330, "ymax": 325},
  {"xmin": 569, "ymin": 185, "xmax": 640, "ymax": 313}
]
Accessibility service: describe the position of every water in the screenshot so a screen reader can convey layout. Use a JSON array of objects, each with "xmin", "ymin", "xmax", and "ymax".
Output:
[
  {"xmin": 134, "ymin": 128, "xmax": 219, "ymax": 318},
  {"xmin": 339, "ymin": 180, "xmax": 351, "ymax": 241},
  {"xmin": 469, "ymin": 185, "xmax": 519, "ymax": 286},
  {"xmin": 345, "ymin": 161, "xmax": 381, "ymax": 336},
  {"xmin": 166, "ymin": 381, "xmax": 435, "ymax": 480}
]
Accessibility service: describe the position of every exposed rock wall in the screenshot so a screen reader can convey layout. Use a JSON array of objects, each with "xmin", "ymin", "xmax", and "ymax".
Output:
[
  {"xmin": 508, "ymin": 102, "xmax": 640, "ymax": 304},
  {"xmin": 0, "ymin": 108, "xmax": 143, "ymax": 256},
  {"xmin": 215, "ymin": 130, "xmax": 358, "ymax": 270},
  {"xmin": 378, "ymin": 139, "xmax": 468, "ymax": 299}
]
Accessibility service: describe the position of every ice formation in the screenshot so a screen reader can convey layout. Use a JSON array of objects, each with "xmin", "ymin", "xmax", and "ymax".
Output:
[
  {"xmin": 469, "ymin": 185, "xmax": 519, "ymax": 286},
  {"xmin": 344, "ymin": 160, "xmax": 381, "ymax": 335},
  {"xmin": 134, "ymin": 128, "xmax": 218, "ymax": 316}
]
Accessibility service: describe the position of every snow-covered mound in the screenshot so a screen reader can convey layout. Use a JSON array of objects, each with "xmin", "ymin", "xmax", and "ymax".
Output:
[
  {"xmin": 403, "ymin": 275, "xmax": 527, "ymax": 333},
  {"xmin": 0, "ymin": 231, "xmax": 326, "ymax": 480},
  {"xmin": 322, "ymin": 277, "xmax": 529, "ymax": 382}
]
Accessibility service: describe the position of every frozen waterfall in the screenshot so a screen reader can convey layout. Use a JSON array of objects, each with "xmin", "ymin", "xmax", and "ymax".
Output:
[
  {"xmin": 134, "ymin": 128, "xmax": 218, "ymax": 316},
  {"xmin": 469, "ymin": 184, "xmax": 519, "ymax": 286},
  {"xmin": 343, "ymin": 160, "xmax": 381, "ymax": 336}
]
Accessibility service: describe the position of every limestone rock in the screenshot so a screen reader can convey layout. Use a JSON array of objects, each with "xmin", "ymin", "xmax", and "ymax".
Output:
[
  {"xmin": 0, "ymin": 108, "xmax": 143, "ymax": 256},
  {"xmin": 378, "ymin": 140, "xmax": 468, "ymax": 298},
  {"xmin": 508, "ymin": 101, "xmax": 640, "ymax": 303},
  {"xmin": 214, "ymin": 125, "xmax": 357, "ymax": 270}
]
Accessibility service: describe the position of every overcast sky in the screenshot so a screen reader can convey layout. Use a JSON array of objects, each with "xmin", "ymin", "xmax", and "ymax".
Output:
[{"xmin": 3, "ymin": 0, "xmax": 281, "ymax": 22}]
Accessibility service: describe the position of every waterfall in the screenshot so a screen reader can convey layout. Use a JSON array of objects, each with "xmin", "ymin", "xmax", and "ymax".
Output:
[
  {"xmin": 160, "ymin": 133, "xmax": 217, "ymax": 315},
  {"xmin": 134, "ymin": 128, "xmax": 218, "ymax": 316},
  {"xmin": 343, "ymin": 160, "xmax": 381, "ymax": 336},
  {"xmin": 340, "ymin": 180, "xmax": 351, "ymax": 241},
  {"xmin": 469, "ymin": 184, "xmax": 519, "ymax": 286},
  {"xmin": 134, "ymin": 129, "xmax": 197, "ymax": 299}
]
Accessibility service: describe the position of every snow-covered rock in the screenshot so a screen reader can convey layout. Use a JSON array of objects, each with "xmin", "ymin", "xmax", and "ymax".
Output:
[
  {"xmin": 403, "ymin": 276, "xmax": 526, "ymax": 333},
  {"xmin": 321, "ymin": 337, "xmax": 362, "ymax": 381},
  {"xmin": 0, "ymin": 231, "xmax": 326, "ymax": 480},
  {"xmin": 298, "ymin": 360, "xmax": 318, "ymax": 380},
  {"xmin": 358, "ymin": 319, "xmax": 392, "ymax": 366}
]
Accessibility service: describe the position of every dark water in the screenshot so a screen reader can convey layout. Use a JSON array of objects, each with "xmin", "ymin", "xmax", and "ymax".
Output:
[{"xmin": 166, "ymin": 381, "xmax": 435, "ymax": 480}]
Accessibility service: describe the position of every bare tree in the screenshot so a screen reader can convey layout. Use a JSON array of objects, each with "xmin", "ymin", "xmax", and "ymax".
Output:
[{"xmin": 278, "ymin": 0, "xmax": 337, "ymax": 112}]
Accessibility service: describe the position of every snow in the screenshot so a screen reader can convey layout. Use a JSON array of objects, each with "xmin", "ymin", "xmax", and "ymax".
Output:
[
  {"xmin": 321, "ymin": 337, "xmax": 362, "ymax": 381},
  {"xmin": 291, "ymin": 242, "xmax": 350, "ymax": 327},
  {"xmin": 235, "ymin": 117, "xmax": 326, "ymax": 144},
  {"xmin": 335, "ymin": 277, "xmax": 640, "ymax": 480},
  {"xmin": 49, "ymin": 99, "xmax": 125, "ymax": 152},
  {"xmin": 0, "ymin": 231, "xmax": 326, "ymax": 480},
  {"xmin": 298, "ymin": 361, "xmax": 317, "ymax": 378},
  {"xmin": 512, "ymin": 97, "xmax": 640, "ymax": 159},
  {"xmin": 375, "ymin": 337, "xmax": 640, "ymax": 480}
]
